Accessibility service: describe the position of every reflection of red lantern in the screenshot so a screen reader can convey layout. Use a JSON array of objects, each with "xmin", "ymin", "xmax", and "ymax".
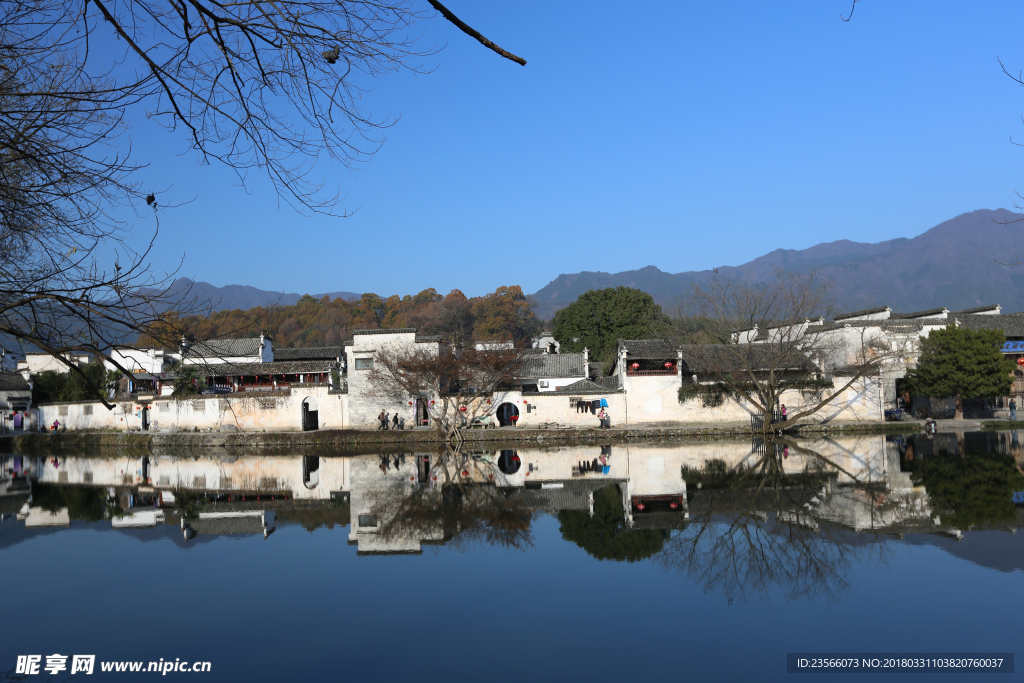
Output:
[
  {"xmin": 636, "ymin": 502, "xmax": 645, "ymax": 511},
  {"xmin": 664, "ymin": 362, "xmax": 673, "ymax": 369},
  {"xmin": 459, "ymin": 405, "xmax": 467, "ymax": 412},
  {"xmin": 462, "ymin": 470, "xmax": 469, "ymax": 477},
  {"xmin": 669, "ymin": 501, "xmax": 678, "ymax": 509},
  {"xmin": 631, "ymin": 362, "xmax": 640, "ymax": 370}
]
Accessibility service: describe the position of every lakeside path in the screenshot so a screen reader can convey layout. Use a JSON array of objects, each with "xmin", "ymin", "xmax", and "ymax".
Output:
[{"xmin": 1, "ymin": 421, "xmax": 921, "ymax": 456}]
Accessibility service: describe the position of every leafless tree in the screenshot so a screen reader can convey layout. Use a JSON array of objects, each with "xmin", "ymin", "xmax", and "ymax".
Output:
[
  {"xmin": 1, "ymin": 1, "xmax": 524, "ymax": 402},
  {"xmin": 672, "ymin": 270, "xmax": 909, "ymax": 434},
  {"xmin": 365, "ymin": 449, "xmax": 534, "ymax": 550},
  {"xmin": 366, "ymin": 340, "xmax": 525, "ymax": 442},
  {"xmin": 658, "ymin": 437, "xmax": 892, "ymax": 603}
]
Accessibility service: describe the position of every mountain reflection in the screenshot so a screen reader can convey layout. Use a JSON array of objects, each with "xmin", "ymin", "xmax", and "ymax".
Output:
[{"xmin": 2, "ymin": 432, "xmax": 1023, "ymax": 599}]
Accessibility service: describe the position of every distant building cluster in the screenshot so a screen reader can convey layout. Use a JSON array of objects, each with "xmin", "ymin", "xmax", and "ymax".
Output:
[{"xmin": 5, "ymin": 302, "xmax": 1024, "ymax": 433}]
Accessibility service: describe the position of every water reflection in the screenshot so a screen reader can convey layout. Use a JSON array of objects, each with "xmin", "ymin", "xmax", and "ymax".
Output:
[{"xmin": 2, "ymin": 433, "xmax": 1022, "ymax": 597}]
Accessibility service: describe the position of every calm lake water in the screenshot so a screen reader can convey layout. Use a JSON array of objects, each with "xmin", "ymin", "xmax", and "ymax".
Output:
[{"xmin": 2, "ymin": 431, "xmax": 1022, "ymax": 681}]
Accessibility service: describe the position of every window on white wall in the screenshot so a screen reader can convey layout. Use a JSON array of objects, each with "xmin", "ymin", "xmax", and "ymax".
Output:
[{"xmin": 355, "ymin": 358, "xmax": 373, "ymax": 370}]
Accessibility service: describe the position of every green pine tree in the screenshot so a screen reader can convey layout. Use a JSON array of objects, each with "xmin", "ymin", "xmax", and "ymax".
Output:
[{"xmin": 903, "ymin": 325, "xmax": 1014, "ymax": 420}]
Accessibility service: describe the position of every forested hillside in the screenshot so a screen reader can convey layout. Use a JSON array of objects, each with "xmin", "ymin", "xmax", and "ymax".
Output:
[{"xmin": 138, "ymin": 286, "xmax": 539, "ymax": 349}]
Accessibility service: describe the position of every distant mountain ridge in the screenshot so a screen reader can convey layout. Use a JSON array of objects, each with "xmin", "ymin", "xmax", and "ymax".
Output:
[
  {"xmin": 172, "ymin": 208, "xmax": 1024, "ymax": 320},
  {"xmin": 160, "ymin": 278, "xmax": 361, "ymax": 312},
  {"xmin": 529, "ymin": 208, "xmax": 1024, "ymax": 318}
]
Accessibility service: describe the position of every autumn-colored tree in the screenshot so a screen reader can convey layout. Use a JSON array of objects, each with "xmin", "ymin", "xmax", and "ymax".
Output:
[
  {"xmin": 472, "ymin": 286, "xmax": 539, "ymax": 345},
  {"xmin": 138, "ymin": 285, "xmax": 539, "ymax": 351}
]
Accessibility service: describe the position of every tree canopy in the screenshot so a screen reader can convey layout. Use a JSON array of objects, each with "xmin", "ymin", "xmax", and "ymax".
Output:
[
  {"xmin": 903, "ymin": 325, "xmax": 1013, "ymax": 419},
  {"xmin": 552, "ymin": 287, "xmax": 665, "ymax": 367},
  {"xmin": 138, "ymin": 285, "xmax": 539, "ymax": 349},
  {"xmin": 32, "ymin": 365, "xmax": 114, "ymax": 405}
]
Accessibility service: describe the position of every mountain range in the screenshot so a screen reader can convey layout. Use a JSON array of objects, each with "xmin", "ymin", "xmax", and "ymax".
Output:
[
  {"xmin": 531, "ymin": 208, "xmax": 1024, "ymax": 318},
  {"xmin": 174, "ymin": 208, "xmax": 1024, "ymax": 319},
  {"xmin": 159, "ymin": 279, "xmax": 361, "ymax": 312}
]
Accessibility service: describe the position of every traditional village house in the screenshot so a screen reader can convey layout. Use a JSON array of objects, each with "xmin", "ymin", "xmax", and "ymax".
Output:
[
  {"xmin": 735, "ymin": 303, "xmax": 1020, "ymax": 414},
  {"xmin": 103, "ymin": 347, "xmax": 175, "ymax": 395},
  {"xmin": 16, "ymin": 351, "xmax": 90, "ymax": 381},
  {"xmin": 0, "ymin": 370, "xmax": 32, "ymax": 433},
  {"xmin": 345, "ymin": 328, "xmax": 445, "ymax": 429},
  {"xmin": 178, "ymin": 333, "xmax": 274, "ymax": 366}
]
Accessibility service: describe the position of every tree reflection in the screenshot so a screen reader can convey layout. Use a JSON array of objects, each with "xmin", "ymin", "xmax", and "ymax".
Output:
[
  {"xmin": 897, "ymin": 431, "xmax": 1024, "ymax": 529},
  {"xmin": 365, "ymin": 447, "xmax": 534, "ymax": 551},
  {"xmin": 559, "ymin": 485, "xmax": 668, "ymax": 562},
  {"xmin": 657, "ymin": 437, "xmax": 894, "ymax": 603}
]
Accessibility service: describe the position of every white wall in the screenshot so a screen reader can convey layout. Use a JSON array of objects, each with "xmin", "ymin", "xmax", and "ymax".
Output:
[
  {"xmin": 38, "ymin": 386, "xmax": 348, "ymax": 433},
  {"xmin": 346, "ymin": 331, "xmax": 439, "ymax": 429},
  {"xmin": 105, "ymin": 348, "xmax": 168, "ymax": 375}
]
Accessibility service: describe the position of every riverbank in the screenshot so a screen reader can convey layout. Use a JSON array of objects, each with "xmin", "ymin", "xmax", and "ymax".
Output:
[{"xmin": 0, "ymin": 420, "xmax": 921, "ymax": 456}]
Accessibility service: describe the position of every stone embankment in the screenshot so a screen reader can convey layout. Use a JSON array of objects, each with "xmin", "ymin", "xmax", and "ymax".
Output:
[{"xmin": 0, "ymin": 420, "xmax": 920, "ymax": 456}]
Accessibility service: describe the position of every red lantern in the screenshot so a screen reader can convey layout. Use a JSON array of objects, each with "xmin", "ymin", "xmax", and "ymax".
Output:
[
  {"xmin": 429, "ymin": 400, "xmax": 435, "ymax": 406},
  {"xmin": 1017, "ymin": 358, "xmax": 1024, "ymax": 366},
  {"xmin": 408, "ymin": 401, "xmax": 413, "ymax": 405},
  {"xmin": 511, "ymin": 415, "xmax": 518, "ymax": 421},
  {"xmin": 459, "ymin": 405, "xmax": 467, "ymax": 412},
  {"xmin": 461, "ymin": 470, "xmax": 469, "ymax": 477},
  {"xmin": 664, "ymin": 361, "xmax": 673, "ymax": 369},
  {"xmin": 631, "ymin": 362, "xmax": 640, "ymax": 370}
]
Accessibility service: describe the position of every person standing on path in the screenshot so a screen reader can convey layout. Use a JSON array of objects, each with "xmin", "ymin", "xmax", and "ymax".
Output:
[
  {"xmin": 392, "ymin": 412, "xmax": 399, "ymax": 430},
  {"xmin": 1011, "ymin": 398, "xmax": 1017, "ymax": 421},
  {"xmin": 780, "ymin": 404, "xmax": 788, "ymax": 422},
  {"xmin": 378, "ymin": 409, "xmax": 387, "ymax": 430}
]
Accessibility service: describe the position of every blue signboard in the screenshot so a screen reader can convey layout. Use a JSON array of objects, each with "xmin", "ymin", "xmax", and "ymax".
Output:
[{"xmin": 1002, "ymin": 341, "xmax": 1024, "ymax": 353}]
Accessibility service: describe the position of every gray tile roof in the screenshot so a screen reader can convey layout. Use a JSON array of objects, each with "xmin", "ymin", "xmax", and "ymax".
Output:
[
  {"xmin": 687, "ymin": 489, "xmax": 816, "ymax": 516},
  {"xmin": 352, "ymin": 328, "xmax": 416, "ymax": 336},
  {"xmin": 509, "ymin": 480, "xmax": 623, "ymax": 513},
  {"xmin": 185, "ymin": 516, "xmax": 266, "ymax": 535},
  {"xmin": 273, "ymin": 346, "xmax": 344, "ymax": 361},
  {"xmin": 559, "ymin": 377, "xmax": 623, "ymax": 395},
  {"xmin": 518, "ymin": 353, "xmax": 586, "ymax": 379},
  {"xmin": 618, "ymin": 339, "xmax": 678, "ymax": 359},
  {"xmin": 678, "ymin": 344, "xmax": 817, "ymax": 373},
  {"xmin": 0, "ymin": 370, "xmax": 30, "ymax": 391},
  {"xmin": 182, "ymin": 360, "xmax": 337, "ymax": 377},
  {"xmin": 630, "ymin": 511, "xmax": 689, "ymax": 530},
  {"xmin": 815, "ymin": 319, "xmax": 925, "ymax": 334},
  {"xmin": 951, "ymin": 304, "xmax": 1000, "ymax": 314},
  {"xmin": 892, "ymin": 307, "xmax": 948, "ymax": 319},
  {"xmin": 185, "ymin": 338, "xmax": 263, "ymax": 358},
  {"xmin": 952, "ymin": 312, "xmax": 1024, "ymax": 339},
  {"xmin": 834, "ymin": 306, "xmax": 890, "ymax": 321}
]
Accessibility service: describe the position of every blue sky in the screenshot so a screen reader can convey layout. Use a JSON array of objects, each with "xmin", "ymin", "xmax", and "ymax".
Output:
[{"xmin": 124, "ymin": 1, "xmax": 1024, "ymax": 297}]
